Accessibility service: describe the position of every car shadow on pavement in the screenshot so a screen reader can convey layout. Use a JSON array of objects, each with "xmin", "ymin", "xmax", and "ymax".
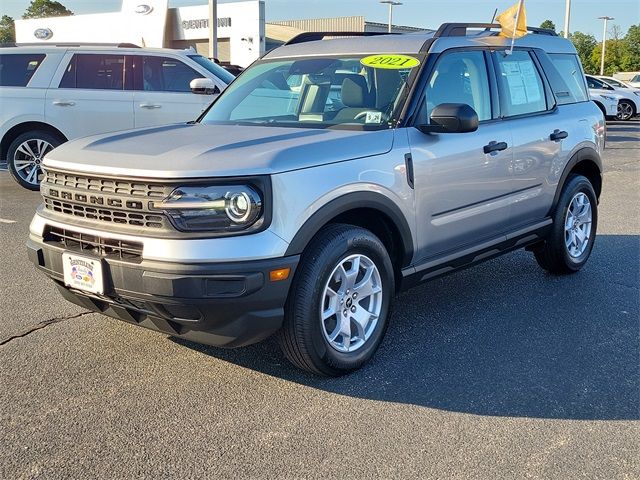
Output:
[{"xmin": 172, "ymin": 234, "xmax": 640, "ymax": 421}]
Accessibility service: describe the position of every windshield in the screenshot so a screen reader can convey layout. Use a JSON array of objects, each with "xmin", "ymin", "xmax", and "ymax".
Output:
[
  {"xmin": 604, "ymin": 77, "xmax": 626, "ymax": 88},
  {"xmin": 188, "ymin": 55, "xmax": 236, "ymax": 84},
  {"xmin": 200, "ymin": 54, "xmax": 421, "ymax": 130}
]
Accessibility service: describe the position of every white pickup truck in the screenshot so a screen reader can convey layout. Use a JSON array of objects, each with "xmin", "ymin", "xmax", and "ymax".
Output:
[{"xmin": 0, "ymin": 44, "xmax": 233, "ymax": 189}]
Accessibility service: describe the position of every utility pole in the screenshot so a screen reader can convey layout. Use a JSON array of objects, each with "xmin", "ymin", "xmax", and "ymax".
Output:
[
  {"xmin": 380, "ymin": 1, "xmax": 402, "ymax": 33},
  {"xmin": 208, "ymin": 0, "xmax": 218, "ymax": 60},
  {"xmin": 598, "ymin": 16, "xmax": 614, "ymax": 75},
  {"xmin": 563, "ymin": 0, "xmax": 571, "ymax": 38}
]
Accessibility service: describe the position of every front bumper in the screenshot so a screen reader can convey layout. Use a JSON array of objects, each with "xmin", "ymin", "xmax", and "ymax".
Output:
[{"xmin": 27, "ymin": 235, "xmax": 299, "ymax": 348}]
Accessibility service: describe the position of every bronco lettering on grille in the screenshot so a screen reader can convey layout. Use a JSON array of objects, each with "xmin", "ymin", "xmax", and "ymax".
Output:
[{"xmin": 47, "ymin": 188, "xmax": 144, "ymax": 210}]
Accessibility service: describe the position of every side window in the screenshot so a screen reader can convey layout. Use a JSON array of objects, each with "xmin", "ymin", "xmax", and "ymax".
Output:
[
  {"xmin": 494, "ymin": 50, "xmax": 547, "ymax": 117},
  {"xmin": 424, "ymin": 50, "xmax": 492, "ymax": 122},
  {"xmin": 586, "ymin": 76, "xmax": 604, "ymax": 89},
  {"xmin": 142, "ymin": 56, "xmax": 203, "ymax": 92},
  {"xmin": 0, "ymin": 54, "xmax": 46, "ymax": 87},
  {"xmin": 546, "ymin": 53, "xmax": 589, "ymax": 105},
  {"xmin": 59, "ymin": 54, "xmax": 125, "ymax": 90}
]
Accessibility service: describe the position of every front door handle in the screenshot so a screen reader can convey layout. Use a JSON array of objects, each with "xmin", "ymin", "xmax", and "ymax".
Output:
[
  {"xmin": 139, "ymin": 103, "xmax": 162, "ymax": 109},
  {"xmin": 550, "ymin": 129, "xmax": 568, "ymax": 141},
  {"xmin": 52, "ymin": 100, "xmax": 75, "ymax": 106},
  {"xmin": 483, "ymin": 141, "xmax": 508, "ymax": 154}
]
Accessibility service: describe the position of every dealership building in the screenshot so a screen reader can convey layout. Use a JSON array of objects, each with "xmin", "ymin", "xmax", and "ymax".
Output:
[{"xmin": 15, "ymin": 0, "xmax": 426, "ymax": 67}]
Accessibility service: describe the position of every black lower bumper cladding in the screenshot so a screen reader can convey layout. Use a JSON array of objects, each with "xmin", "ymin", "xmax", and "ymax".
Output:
[{"xmin": 27, "ymin": 238, "xmax": 299, "ymax": 348}]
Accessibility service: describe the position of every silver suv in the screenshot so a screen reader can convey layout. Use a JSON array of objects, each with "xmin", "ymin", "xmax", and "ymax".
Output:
[{"xmin": 27, "ymin": 24, "xmax": 604, "ymax": 376}]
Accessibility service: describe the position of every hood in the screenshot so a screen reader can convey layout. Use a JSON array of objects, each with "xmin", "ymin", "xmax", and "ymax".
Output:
[{"xmin": 44, "ymin": 123, "xmax": 395, "ymax": 178}]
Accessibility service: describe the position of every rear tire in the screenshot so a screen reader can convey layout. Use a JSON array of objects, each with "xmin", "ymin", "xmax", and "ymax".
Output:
[
  {"xmin": 616, "ymin": 99, "xmax": 635, "ymax": 121},
  {"xmin": 534, "ymin": 174, "xmax": 598, "ymax": 274},
  {"xmin": 7, "ymin": 130, "xmax": 64, "ymax": 190},
  {"xmin": 278, "ymin": 224, "xmax": 395, "ymax": 376}
]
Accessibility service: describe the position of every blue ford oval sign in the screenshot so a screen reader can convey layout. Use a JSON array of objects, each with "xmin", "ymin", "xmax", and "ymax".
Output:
[
  {"xmin": 135, "ymin": 4, "xmax": 153, "ymax": 14},
  {"xmin": 34, "ymin": 28, "xmax": 53, "ymax": 40}
]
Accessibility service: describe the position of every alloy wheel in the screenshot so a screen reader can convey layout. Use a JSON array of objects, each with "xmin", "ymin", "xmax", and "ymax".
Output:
[
  {"xmin": 320, "ymin": 254, "xmax": 383, "ymax": 353},
  {"xmin": 12, "ymin": 138, "xmax": 53, "ymax": 187},
  {"xmin": 617, "ymin": 101, "xmax": 634, "ymax": 121},
  {"xmin": 564, "ymin": 192, "xmax": 593, "ymax": 258}
]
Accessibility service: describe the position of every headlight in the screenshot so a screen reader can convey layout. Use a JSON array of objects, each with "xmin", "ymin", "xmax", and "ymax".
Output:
[
  {"xmin": 152, "ymin": 184, "xmax": 264, "ymax": 232},
  {"xmin": 599, "ymin": 95, "xmax": 616, "ymax": 101}
]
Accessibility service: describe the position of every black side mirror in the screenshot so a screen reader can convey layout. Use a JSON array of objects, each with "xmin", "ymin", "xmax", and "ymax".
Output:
[{"xmin": 417, "ymin": 103, "xmax": 479, "ymax": 134}]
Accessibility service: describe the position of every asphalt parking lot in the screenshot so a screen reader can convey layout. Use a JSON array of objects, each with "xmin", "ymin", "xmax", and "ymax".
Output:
[{"xmin": 0, "ymin": 121, "xmax": 638, "ymax": 479}]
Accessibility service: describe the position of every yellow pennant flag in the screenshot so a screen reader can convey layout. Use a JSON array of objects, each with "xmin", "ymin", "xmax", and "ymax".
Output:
[{"xmin": 496, "ymin": 0, "xmax": 528, "ymax": 39}]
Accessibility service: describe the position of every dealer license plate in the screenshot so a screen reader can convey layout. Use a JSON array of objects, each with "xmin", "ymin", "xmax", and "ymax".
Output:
[{"xmin": 62, "ymin": 253, "xmax": 104, "ymax": 295}]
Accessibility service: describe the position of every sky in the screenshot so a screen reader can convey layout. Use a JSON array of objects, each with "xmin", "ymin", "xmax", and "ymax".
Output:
[{"xmin": 1, "ymin": 0, "xmax": 638, "ymax": 40}]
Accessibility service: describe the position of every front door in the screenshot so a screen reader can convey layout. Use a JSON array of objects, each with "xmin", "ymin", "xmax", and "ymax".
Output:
[
  {"xmin": 133, "ymin": 55, "xmax": 217, "ymax": 128},
  {"xmin": 408, "ymin": 49, "xmax": 513, "ymax": 263}
]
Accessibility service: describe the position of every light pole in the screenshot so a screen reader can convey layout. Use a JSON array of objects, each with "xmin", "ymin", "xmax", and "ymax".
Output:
[
  {"xmin": 598, "ymin": 16, "xmax": 614, "ymax": 75},
  {"xmin": 208, "ymin": 0, "xmax": 218, "ymax": 60},
  {"xmin": 380, "ymin": 1, "xmax": 402, "ymax": 33},
  {"xmin": 563, "ymin": 0, "xmax": 571, "ymax": 38}
]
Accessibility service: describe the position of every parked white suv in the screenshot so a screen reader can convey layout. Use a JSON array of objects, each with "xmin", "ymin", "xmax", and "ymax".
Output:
[
  {"xmin": 585, "ymin": 75, "xmax": 639, "ymax": 121},
  {"xmin": 0, "ymin": 44, "xmax": 234, "ymax": 189}
]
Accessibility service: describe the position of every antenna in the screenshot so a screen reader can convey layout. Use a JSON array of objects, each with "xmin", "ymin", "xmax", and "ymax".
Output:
[{"xmin": 490, "ymin": 8, "xmax": 498, "ymax": 23}]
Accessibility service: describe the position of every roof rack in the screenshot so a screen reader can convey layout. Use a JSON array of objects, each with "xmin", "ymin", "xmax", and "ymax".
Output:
[
  {"xmin": 284, "ymin": 31, "xmax": 397, "ymax": 46},
  {"xmin": 434, "ymin": 23, "xmax": 557, "ymax": 37},
  {"xmin": 6, "ymin": 42, "xmax": 141, "ymax": 48}
]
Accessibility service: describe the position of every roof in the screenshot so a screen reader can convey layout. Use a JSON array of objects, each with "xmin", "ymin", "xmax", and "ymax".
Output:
[
  {"xmin": 263, "ymin": 26, "xmax": 577, "ymax": 60},
  {"xmin": 0, "ymin": 44, "xmax": 198, "ymax": 55}
]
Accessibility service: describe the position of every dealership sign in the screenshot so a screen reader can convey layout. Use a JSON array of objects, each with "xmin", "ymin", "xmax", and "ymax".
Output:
[{"xmin": 181, "ymin": 17, "xmax": 232, "ymax": 30}]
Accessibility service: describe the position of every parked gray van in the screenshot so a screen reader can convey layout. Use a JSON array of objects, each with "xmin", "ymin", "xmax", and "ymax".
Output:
[{"xmin": 28, "ymin": 24, "xmax": 604, "ymax": 375}]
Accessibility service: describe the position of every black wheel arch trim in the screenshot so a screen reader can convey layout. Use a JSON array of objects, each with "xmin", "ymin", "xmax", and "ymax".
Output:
[
  {"xmin": 284, "ymin": 191, "xmax": 414, "ymax": 267},
  {"xmin": 549, "ymin": 147, "xmax": 602, "ymax": 215}
]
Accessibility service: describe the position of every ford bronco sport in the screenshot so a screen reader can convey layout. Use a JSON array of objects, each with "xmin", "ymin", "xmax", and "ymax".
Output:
[{"xmin": 27, "ymin": 24, "xmax": 604, "ymax": 376}]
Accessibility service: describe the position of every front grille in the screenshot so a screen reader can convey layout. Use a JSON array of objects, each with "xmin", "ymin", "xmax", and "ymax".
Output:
[
  {"xmin": 44, "ymin": 170, "xmax": 168, "ymax": 198},
  {"xmin": 41, "ymin": 168, "xmax": 174, "ymax": 233},
  {"xmin": 44, "ymin": 226, "xmax": 144, "ymax": 262},
  {"xmin": 44, "ymin": 197, "xmax": 166, "ymax": 229}
]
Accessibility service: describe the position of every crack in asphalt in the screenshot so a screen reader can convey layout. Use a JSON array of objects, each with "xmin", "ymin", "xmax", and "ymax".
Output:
[{"xmin": 0, "ymin": 311, "xmax": 92, "ymax": 347}]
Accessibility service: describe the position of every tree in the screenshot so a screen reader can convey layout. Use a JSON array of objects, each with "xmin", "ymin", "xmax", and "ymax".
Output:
[
  {"xmin": 540, "ymin": 20, "xmax": 556, "ymax": 32},
  {"xmin": 568, "ymin": 31, "xmax": 598, "ymax": 74},
  {"xmin": 621, "ymin": 24, "xmax": 640, "ymax": 71},
  {"xmin": 22, "ymin": 0, "xmax": 73, "ymax": 19},
  {"xmin": 0, "ymin": 15, "xmax": 15, "ymax": 44}
]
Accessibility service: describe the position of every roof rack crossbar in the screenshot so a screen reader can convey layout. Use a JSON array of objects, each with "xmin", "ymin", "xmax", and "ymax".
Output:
[
  {"xmin": 284, "ymin": 31, "xmax": 397, "ymax": 46},
  {"xmin": 434, "ymin": 23, "xmax": 557, "ymax": 37}
]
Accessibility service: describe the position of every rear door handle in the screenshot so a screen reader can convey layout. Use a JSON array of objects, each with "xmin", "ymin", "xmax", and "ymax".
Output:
[
  {"xmin": 52, "ymin": 100, "xmax": 75, "ymax": 106},
  {"xmin": 483, "ymin": 141, "xmax": 508, "ymax": 154},
  {"xmin": 139, "ymin": 103, "xmax": 162, "ymax": 109},
  {"xmin": 550, "ymin": 129, "xmax": 568, "ymax": 141}
]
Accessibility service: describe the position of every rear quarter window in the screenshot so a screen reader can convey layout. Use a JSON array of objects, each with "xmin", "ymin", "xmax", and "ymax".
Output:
[
  {"xmin": 547, "ymin": 54, "xmax": 589, "ymax": 104},
  {"xmin": 0, "ymin": 54, "xmax": 46, "ymax": 87}
]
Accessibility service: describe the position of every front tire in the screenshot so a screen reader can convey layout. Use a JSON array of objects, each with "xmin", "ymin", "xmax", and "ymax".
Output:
[
  {"xmin": 279, "ymin": 224, "xmax": 395, "ymax": 376},
  {"xmin": 7, "ymin": 130, "xmax": 64, "ymax": 190},
  {"xmin": 534, "ymin": 174, "xmax": 598, "ymax": 274}
]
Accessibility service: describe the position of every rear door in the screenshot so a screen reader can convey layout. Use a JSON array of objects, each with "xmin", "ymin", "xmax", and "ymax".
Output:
[
  {"xmin": 45, "ymin": 53, "xmax": 134, "ymax": 139},
  {"xmin": 132, "ymin": 54, "xmax": 216, "ymax": 128},
  {"xmin": 408, "ymin": 49, "xmax": 514, "ymax": 260},
  {"xmin": 491, "ymin": 49, "xmax": 565, "ymax": 224}
]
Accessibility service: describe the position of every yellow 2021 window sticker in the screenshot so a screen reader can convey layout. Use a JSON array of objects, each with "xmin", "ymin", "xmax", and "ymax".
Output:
[{"xmin": 360, "ymin": 54, "xmax": 420, "ymax": 70}]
